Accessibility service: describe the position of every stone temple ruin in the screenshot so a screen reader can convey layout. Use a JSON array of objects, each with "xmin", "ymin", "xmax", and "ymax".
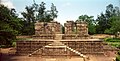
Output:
[
  {"xmin": 33, "ymin": 21, "xmax": 62, "ymax": 39},
  {"xmin": 16, "ymin": 21, "xmax": 107, "ymax": 60},
  {"xmin": 64, "ymin": 21, "xmax": 89, "ymax": 39}
]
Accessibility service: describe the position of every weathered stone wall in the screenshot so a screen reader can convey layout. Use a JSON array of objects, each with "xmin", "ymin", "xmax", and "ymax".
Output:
[
  {"xmin": 64, "ymin": 21, "xmax": 89, "ymax": 39},
  {"xmin": 34, "ymin": 21, "xmax": 89, "ymax": 39},
  {"xmin": 35, "ymin": 21, "xmax": 62, "ymax": 35},
  {"xmin": 62, "ymin": 34, "xmax": 89, "ymax": 39},
  {"xmin": 35, "ymin": 22, "xmax": 45, "ymax": 35},
  {"xmin": 34, "ymin": 21, "xmax": 62, "ymax": 39},
  {"xmin": 64, "ymin": 21, "xmax": 75, "ymax": 34},
  {"xmin": 16, "ymin": 40, "xmax": 104, "ymax": 55},
  {"xmin": 76, "ymin": 21, "xmax": 88, "ymax": 35},
  {"xmin": 32, "ymin": 34, "xmax": 55, "ymax": 39},
  {"xmin": 64, "ymin": 21, "xmax": 88, "ymax": 35},
  {"xmin": 16, "ymin": 41, "xmax": 53, "ymax": 55},
  {"xmin": 62, "ymin": 41, "xmax": 103, "ymax": 54},
  {"xmin": 42, "ymin": 47, "xmax": 71, "ymax": 56}
]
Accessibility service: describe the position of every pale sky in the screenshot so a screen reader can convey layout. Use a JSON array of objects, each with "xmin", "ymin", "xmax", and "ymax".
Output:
[{"xmin": 1, "ymin": 0, "xmax": 120, "ymax": 25}]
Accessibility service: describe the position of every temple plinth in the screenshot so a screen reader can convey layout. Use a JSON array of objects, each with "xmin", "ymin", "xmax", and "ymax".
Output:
[{"xmin": 16, "ymin": 20, "xmax": 105, "ymax": 58}]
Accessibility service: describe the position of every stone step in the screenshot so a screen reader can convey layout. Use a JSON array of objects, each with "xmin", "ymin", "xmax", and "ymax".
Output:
[
  {"xmin": 29, "ymin": 41, "xmax": 87, "ymax": 58},
  {"xmin": 54, "ymin": 34, "xmax": 63, "ymax": 40},
  {"xmin": 66, "ymin": 46, "xmax": 86, "ymax": 58},
  {"xmin": 48, "ymin": 41, "xmax": 64, "ymax": 46}
]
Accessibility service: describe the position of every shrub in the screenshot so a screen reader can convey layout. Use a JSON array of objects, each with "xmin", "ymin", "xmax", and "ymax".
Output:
[
  {"xmin": 104, "ymin": 38, "xmax": 120, "ymax": 42},
  {"xmin": 118, "ymin": 51, "xmax": 120, "ymax": 55},
  {"xmin": 116, "ymin": 55, "xmax": 120, "ymax": 61}
]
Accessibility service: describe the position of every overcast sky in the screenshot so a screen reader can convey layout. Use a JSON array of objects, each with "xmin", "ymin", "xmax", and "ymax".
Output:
[{"xmin": 1, "ymin": 0, "xmax": 120, "ymax": 25}]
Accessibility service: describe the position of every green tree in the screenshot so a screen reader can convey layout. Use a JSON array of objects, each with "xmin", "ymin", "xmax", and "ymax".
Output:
[
  {"xmin": 116, "ymin": 51, "xmax": 120, "ymax": 61},
  {"xmin": 21, "ymin": 5, "xmax": 35, "ymax": 35},
  {"xmin": 96, "ymin": 13, "xmax": 107, "ymax": 33},
  {"xmin": 44, "ymin": 11, "xmax": 52, "ymax": 22},
  {"xmin": 36, "ymin": 2, "xmax": 58, "ymax": 22},
  {"xmin": 21, "ymin": 2, "xmax": 58, "ymax": 35},
  {"xmin": 50, "ymin": 3, "xmax": 58, "ymax": 20},
  {"xmin": 21, "ymin": 6, "xmax": 35, "ymax": 23},
  {"xmin": 96, "ymin": 4, "xmax": 120, "ymax": 34},
  {"xmin": 37, "ymin": 2, "xmax": 46, "ymax": 22},
  {"xmin": 108, "ymin": 16, "xmax": 120, "ymax": 34},
  {"xmin": 0, "ymin": 4, "xmax": 22, "ymax": 47}
]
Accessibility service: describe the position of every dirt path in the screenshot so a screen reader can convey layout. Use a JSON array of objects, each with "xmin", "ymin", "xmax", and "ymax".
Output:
[
  {"xmin": 1, "ymin": 48, "xmax": 84, "ymax": 61},
  {"xmin": 0, "ymin": 48, "xmax": 116, "ymax": 61}
]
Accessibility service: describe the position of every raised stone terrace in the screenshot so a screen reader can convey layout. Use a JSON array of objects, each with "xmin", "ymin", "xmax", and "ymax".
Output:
[{"xmin": 16, "ymin": 20, "xmax": 104, "ymax": 61}]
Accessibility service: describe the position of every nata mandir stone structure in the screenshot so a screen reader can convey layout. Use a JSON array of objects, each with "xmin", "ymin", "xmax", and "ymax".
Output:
[
  {"xmin": 16, "ymin": 20, "xmax": 114, "ymax": 61},
  {"xmin": 64, "ymin": 21, "xmax": 88, "ymax": 34},
  {"xmin": 35, "ymin": 21, "xmax": 62, "ymax": 35},
  {"xmin": 63, "ymin": 21, "xmax": 89, "ymax": 39},
  {"xmin": 33, "ymin": 21, "xmax": 62, "ymax": 39}
]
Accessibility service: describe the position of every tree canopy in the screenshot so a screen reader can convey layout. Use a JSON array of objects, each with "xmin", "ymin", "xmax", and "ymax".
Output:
[
  {"xmin": 0, "ymin": 5, "xmax": 22, "ymax": 46},
  {"xmin": 20, "ymin": 2, "xmax": 58, "ymax": 35},
  {"xmin": 0, "ymin": 2, "xmax": 58, "ymax": 47},
  {"xmin": 30, "ymin": 2, "xmax": 58, "ymax": 22},
  {"xmin": 96, "ymin": 4, "xmax": 120, "ymax": 34},
  {"xmin": 76, "ymin": 4, "xmax": 120, "ymax": 35}
]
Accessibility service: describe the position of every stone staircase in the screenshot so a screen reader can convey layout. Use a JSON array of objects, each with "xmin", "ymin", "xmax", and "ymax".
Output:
[
  {"xmin": 29, "ymin": 34, "xmax": 88, "ymax": 61},
  {"xmin": 28, "ymin": 46, "xmax": 44, "ymax": 57},
  {"xmin": 29, "ymin": 42, "xmax": 86, "ymax": 56},
  {"xmin": 66, "ymin": 46, "xmax": 86, "ymax": 58}
]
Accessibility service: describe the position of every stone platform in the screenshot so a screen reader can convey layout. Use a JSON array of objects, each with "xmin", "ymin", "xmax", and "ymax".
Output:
[{"xmin": 16, "ymin": 39, "xmax": 104, "ymax": 56}]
